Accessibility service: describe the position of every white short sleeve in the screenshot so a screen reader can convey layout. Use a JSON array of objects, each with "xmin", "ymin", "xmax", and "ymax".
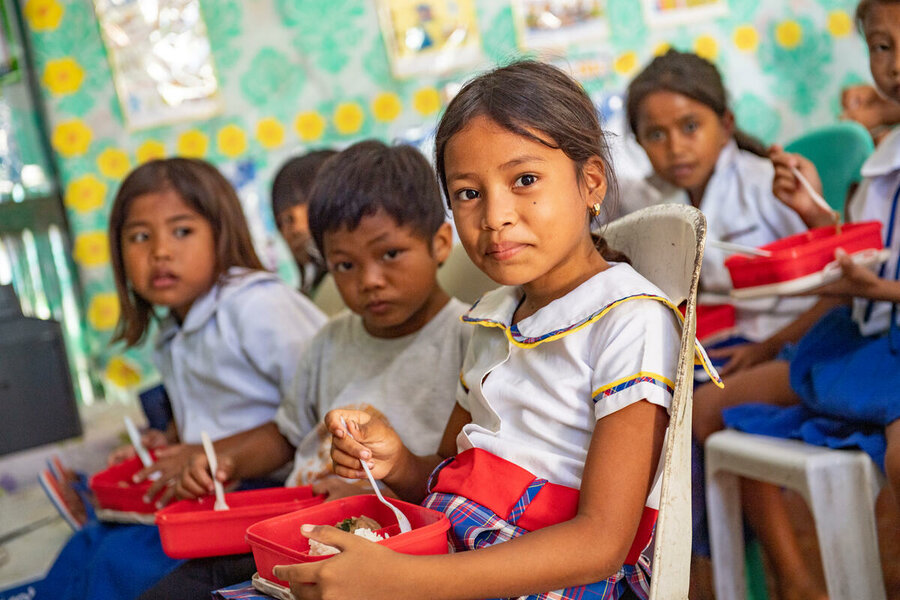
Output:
[{"xmin": 589, "ymin": 298, "xmax": 681, "ymax": 421}]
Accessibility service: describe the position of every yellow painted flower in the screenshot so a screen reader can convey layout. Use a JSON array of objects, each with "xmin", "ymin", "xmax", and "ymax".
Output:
[
  {"xmin": 136, "ymin": 140, "xmax": 166, "ymax": 163},
  {"xmin": 105, "ymin": 356, "xmax": 141, "ymax": 388},
  {"xmin": 87, "ymin": 293, "xmax": 120, "ymax": 331},
  {"xmin": 334, "ymin": 102, "xmax": 365, "ymax": 135},
  {"xmin": 176, "ymin": 130, "xmax": 208, "ymax": 158},
  {"xmin": 733, "ymin": 25, "xmax": 759, "ymax": 52},
  {"xmin": 65, "ymin": 175, "xmax": 106, "ymax": 213},
  {"xmin": 827, "ymin": 10, "xmax": 852, "ymax": 38},
  {"xmin": 256, "ymin": 117, "xmax": 285, "ymax": 149},
  {"xmin": 372, "ymin": 92, "xmax": 402, "ymax": 122},
  {"xmin": 51, "ymin": 120, "xmax": 92, "ymax": 158},
  {"xmin": 653, "ymin": 42, "xmax": 671, "ymax": 57},
  {"xmin": 97, "ymin": 148, "xmax": 131, "ymax": 179},
  {"xmin": 42, "ymin": 57, "xmax": 84, "ymax": 95},
  {"xmin": 775, "ymin": 20, "xmax": 803, "ymax": 49},
  {"xmin": 412, "ymin": 88, "xmax": 441, "ymax": 116},
  {"xmin": 73, "ymin": 231, "xmax": 110, "ymax": 267},
  {"xmin": 217, "ymin": 124, "xmax": 247, "ymax": 158},
  {"xmin": 694, "ymin": 35, "xmax": 718, "ymax": 61},
  {"xmin": 294, "ymin": 111, "xmax": 326, "ymax": 141},
  {"xmin": 613, "ymin": 51, "xmax": 638, "ymax": 76},
  {"xmin": 24, "ymin": 0, "xmax": 63, "ymax": 32}
]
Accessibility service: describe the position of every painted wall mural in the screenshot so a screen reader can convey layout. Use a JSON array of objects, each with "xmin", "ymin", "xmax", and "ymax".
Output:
[{"xmin": 21, "ymin": 0, "xmax": 871, "ymax": 394}]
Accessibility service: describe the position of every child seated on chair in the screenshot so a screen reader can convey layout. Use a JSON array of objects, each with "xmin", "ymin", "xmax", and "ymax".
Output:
[
  {"xmin": 621, "ymin": 49, "xmax": 836, "ymax": 370},
  {"xmin": 271, "ymin": 149, "xmax": 337, "ymax": 296},
  {"xmin": 695, "ymin": 1, "xmax": 900, "ymax": 597},
  {"xmin": 272, "ymin": 59, "xmax": 721, "ymax": 600},
  {"xmin": 140, "ymin": 140, "xmax": 472, "ymax": 599}
]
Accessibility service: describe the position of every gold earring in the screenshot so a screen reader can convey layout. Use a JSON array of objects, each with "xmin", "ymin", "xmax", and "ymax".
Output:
[{"xmin": 591, "ymin": 203, "xmax": 602, "ymax": 217}]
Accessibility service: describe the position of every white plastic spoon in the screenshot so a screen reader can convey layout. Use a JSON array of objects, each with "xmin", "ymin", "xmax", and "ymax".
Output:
[
  {"xmin": 790, "ymin": 166, "xmax": 842, "ymax": 233},
  {"xmin": 200, "ymin": 431, "xmax": 229, "ymax": 511},
  {"xmin": 340, "ymin": 417, "xmax": 411, "ymax": 533},
  {"xmin": 124, "ymin": 416, "xmax": 154, "ymax": 469},
  {"xmin": 708, "ymin": 239, "xmax": 773, "ymax": 258}
]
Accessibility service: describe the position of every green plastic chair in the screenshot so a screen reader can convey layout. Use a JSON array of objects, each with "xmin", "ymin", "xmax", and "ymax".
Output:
[{"xmin": 784, "ymin": 121, "xmax": 874, "ymax": 214}]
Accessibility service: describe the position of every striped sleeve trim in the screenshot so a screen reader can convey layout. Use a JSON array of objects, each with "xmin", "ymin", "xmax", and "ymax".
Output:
[{"xmin": 592, "ymin": 371, "xmax": 675, "ymax": 403}]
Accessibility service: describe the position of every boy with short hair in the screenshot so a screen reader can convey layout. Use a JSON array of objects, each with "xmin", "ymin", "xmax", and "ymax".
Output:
[
  {"xmin": 271, "ymin": 149, "xmax": 336, "ymax": 296},
  {"xmin": 141, "ymin": 140, "xmax": 472, "ymax": 599}
]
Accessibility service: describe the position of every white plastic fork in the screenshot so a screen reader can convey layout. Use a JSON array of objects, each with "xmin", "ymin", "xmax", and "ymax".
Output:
[
  {"xmin": 340, "ymin": 417, "xmax": 412, "ymax": 533},
  {"xmin": 200, "ymin": 431, "xmax": 230, "ymax": 511}
]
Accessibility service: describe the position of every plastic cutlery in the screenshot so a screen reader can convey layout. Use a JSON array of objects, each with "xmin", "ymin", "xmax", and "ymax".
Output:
[
  {"xmin": 124, "ymin": 416, "xmax": 154, "ymax": 469},
  {"xmin": 790, "ymin": 166, "xmax": 842, "ymax": 233},
  {"xmin": 200, "ymin": 431, "xmax": 230, "ymax": 511},
  {"xmin": 340, "ymin": 417, "xmax": 412, "ymax": 533},
  {"xmin": 708, "ymin": 239, "xmax": 772, "ymax": 258}
]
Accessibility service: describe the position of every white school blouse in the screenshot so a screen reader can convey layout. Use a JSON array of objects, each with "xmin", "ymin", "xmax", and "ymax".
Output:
[
  {"xmin": 617, "ymin": 141, "xmax": 816, "ymax": 342},
  {"xmin": 154, "ymin": 268, "xmax": 327, "ymax": 444},
  {"xmin": 850, "ymin": 127, "xmax": 900, "ymax": 337},
  {"xmin": 454, "ymin": 263, "xmax": 718, "ymax": 508}
]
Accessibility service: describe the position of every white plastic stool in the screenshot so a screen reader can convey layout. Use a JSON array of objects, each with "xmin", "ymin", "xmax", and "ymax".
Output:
[{"xmin": 705, "ymin": 430, "xmax": 886, "ymax": 600}]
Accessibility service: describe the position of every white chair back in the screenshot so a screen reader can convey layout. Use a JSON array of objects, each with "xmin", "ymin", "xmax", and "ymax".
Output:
[{"xmin": 604, "ymin": 204, "xmax": 707, "ymax": 600}]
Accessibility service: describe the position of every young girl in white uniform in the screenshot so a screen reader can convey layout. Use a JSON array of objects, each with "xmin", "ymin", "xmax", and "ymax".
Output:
[
  {"xmin": 695, "ymin": 2, "xmax": 900, "ymax": 597},
  {"xmin": 271, "ymin": 60, "xmax": 719, "ymax": 600},
  {"xmin": 622, "ymin": 50, "xmax": 836, "ymax": 373},
  {"xmin": 39, "ymin": 158, "xmax": 325, "ymax": 600}
]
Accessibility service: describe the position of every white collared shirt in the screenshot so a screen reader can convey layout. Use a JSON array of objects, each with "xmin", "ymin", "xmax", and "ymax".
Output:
[
  {"xmin": 850, "ymin": 127, "xmax": 900, "ymax": 336},
  {"xmin": 616, "ymin": 141, "xmax": 817, "ymax": 341},
  {"xmin": 154, "ymin": 268, "xmax": 327, "ymax": 444},
  {"xmin": 454, "ymin": 263, "xmax": 691, "ymax": 507}
]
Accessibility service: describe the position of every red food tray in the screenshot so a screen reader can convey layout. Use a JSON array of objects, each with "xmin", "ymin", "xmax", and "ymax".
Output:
[
  {"xmin": 246, "ymin": 495, "xmax": 450, "ymax": 586},
  {"xmin": 89, "ymin": 454, "xmax": 158, "ymax": 513},
  {"xmin": 724, "ymin": 221, "xmax": 883, "ymax": 290},
  {"xmin": 156, "ymin": 486, "xmax": 324, "ymax": 559},
  {"xmin": 681, "ymin": 304, "xmax": 736, "ymax": 343}
]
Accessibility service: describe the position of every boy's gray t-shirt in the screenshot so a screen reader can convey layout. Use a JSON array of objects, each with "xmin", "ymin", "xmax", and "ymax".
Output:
[{"xmin": 276, "ymin": 297, "xmax": 472, "ymax": 486}]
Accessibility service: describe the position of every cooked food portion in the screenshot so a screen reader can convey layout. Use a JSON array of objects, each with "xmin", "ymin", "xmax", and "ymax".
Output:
[
  {"xmin": 307, "ymin": 515, "xmax": 387, "ymax": 556},
  {"xmin": 336, "ymin": 516, "xmax": 381, "ymax": 533}
]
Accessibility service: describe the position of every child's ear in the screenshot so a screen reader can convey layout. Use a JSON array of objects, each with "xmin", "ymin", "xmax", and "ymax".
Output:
[
  {"xmin": 582, "ymin": 156, "xmax": 608, "ymax": 209},
  {"xmin": 721, "ymin": 110, "xmax": 736, "ymax": 137},
  {"xmin": 432, "ymin": 222, "xmax": 453, "ymax": 265}
]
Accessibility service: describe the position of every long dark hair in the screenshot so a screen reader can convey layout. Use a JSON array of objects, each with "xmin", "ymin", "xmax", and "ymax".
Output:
[
  {"xmin": 626, "ymin": 49, "xmax": 767, "ymax": 157},
  {"xmin": 433, "ymin": 59, "xmax": 626, "ymax": 262},
  {"xmin": 109, "ymin": 158, "xmax": 264, "ymax": 346}
]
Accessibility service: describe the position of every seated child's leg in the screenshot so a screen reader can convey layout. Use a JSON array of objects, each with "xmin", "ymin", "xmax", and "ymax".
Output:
[
  {"xmin": 693, "ymin": 360, "xmax": 798, "ymax": 443},
  {"xmin": 138, "ymin": 554, "xmax": 257, "ymax": 600},
  {"xmin": 885, "ymin": 419, "xmax": 900, "ymax": 510},
  {"xmin": 741, "ymin": 479, "xmax": 828, "ymax": 600}
]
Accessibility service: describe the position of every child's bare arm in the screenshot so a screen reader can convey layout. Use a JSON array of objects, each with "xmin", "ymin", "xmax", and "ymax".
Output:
[
  {"xmin": 326, "ymin": 403, "xmax": 471, "ymax": 503},
  {"xmin": 277, "ymin": 400, "xmax": 667, "ymax": 600},
  {"xmin": 172, "ymin": 422, "xmax": 294, "ymax": 500},
  {"xmin": 804, "ymin": 249, "xmax": 900, "ymax": 302},
  {"xmin": 769, "ymin": 146, "xmax": 838, "ymax": 228}
]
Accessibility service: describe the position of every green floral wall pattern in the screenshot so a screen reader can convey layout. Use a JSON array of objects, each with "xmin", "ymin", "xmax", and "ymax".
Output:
[{"xmin": 21, "ymin": 0, "xmax": 871, "ymax": 394}]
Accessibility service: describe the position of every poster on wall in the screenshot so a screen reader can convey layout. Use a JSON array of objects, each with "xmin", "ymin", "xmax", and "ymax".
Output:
[
  {"xmin": 376, "ymin": 0, "xmax": 484, "ymax": 79},
  {"xmin": 641, "ymin": 0, "xmax": 728, "ymax": 28},
  {"xmin": 93, "ymin": 0, "xmax": 223, "ymax": 131},
  {"xmin": 512, "ymin": 1, "xmax": 609, "ymax": 50}
]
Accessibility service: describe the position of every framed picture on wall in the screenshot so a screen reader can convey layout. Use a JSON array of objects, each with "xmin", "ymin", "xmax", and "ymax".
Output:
[
  {"xmin": 641, "ymin": 0, "xmax": 728, "ymax": 28},
  {"xmin": 93, "ymin": 0, "xmax": 223, "ymax": 130},
  {"xmin": 512, "ymin": 0, "xmax": 610, "ymax": 50},
  {"xmin": 375, "ymin": 0, "xmax": 484, "ymax": 79}
]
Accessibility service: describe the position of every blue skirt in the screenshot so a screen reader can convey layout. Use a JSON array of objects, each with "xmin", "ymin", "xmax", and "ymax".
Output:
[{"xmin": 723, "ymin": 306, "xmax": 899, "ymax": 471}]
